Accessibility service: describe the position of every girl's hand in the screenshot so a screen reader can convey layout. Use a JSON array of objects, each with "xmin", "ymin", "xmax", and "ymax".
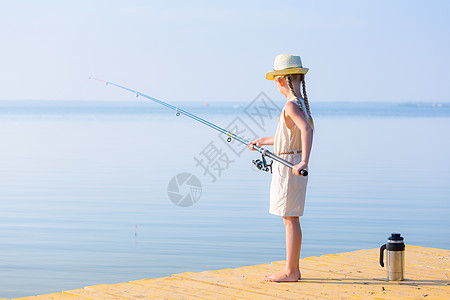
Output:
[
  {"xmin": 248, "ymin": 138, "xmax": 261, "ymax": 151},
  {"xmin": 293, "ymin": 161, "xmax": 307, "ymax": 176}
]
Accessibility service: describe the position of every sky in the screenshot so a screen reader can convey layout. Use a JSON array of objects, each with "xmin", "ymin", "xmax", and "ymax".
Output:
[{"xmin": 0, "ymin": 0, "xmax": 449, "ymax": 103}]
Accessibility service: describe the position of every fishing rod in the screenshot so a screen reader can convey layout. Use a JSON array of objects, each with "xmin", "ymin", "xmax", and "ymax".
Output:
[{"xmin": 90, "ymin": 77, "xmax": 308, "ymax": 176}]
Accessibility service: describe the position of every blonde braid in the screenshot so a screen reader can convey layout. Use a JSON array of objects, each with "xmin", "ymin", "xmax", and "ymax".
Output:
[
  {"xmin": 301, "ymin": 75, "xmax": 314, "ymax": 129},
  {"xmin": 286, "ymin": 75, "xmax": 306, "ymax": 117}
]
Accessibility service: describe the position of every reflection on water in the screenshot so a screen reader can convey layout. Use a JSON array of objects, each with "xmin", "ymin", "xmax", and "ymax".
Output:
[{"xmin": 0, "ymin": 101, "xmax": 449, "ymax": 298}]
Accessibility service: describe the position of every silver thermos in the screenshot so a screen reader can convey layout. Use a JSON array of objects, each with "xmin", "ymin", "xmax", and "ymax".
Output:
[{"xmin": 379, "ymin": 233, "xmax": 405, "ymax": 281}]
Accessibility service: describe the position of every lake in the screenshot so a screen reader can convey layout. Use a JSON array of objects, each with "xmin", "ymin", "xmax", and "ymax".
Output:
[{"xmin": 1, "ymin": 99, "xmax": 449, "ymax": 298}]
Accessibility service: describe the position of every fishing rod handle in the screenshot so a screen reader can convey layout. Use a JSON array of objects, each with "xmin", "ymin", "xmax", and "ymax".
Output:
[
  {"xmin": 255, "ymin": 146, "xmax": 308, "ymax": 177},
  {"xmin": 277, "ymin": 160, "xmax": 308, "ymax": 177}
]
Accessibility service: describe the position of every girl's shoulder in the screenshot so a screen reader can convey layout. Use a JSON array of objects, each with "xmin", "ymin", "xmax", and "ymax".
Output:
[{"xmin": 284, "ymin": 99, "xmax": 301, "ymax": 114}]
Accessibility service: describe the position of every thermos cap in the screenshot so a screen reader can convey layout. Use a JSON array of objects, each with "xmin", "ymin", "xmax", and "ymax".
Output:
[
  {"xmin": 388, "ymin": 233, "xmax": 404, "ymax": 243},
  {"xmin": 388, "ymin": 233, "xmax": 403, "ymax": 241}
]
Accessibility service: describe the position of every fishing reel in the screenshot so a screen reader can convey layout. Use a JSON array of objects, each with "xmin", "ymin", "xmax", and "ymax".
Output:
[{"xmin": 252, "ymin": 152, "xmax": 273, "ymax": 173}]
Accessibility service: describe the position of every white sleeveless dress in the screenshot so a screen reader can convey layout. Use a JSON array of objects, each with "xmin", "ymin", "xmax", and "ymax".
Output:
[{"xmin": 269, "ymin": 99, "xmax": 309, "ymax": 217}]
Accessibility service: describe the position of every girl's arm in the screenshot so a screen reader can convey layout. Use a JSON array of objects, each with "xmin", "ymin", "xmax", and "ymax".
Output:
[
  {"xmin": 247, "ymin": 136, "xmax": 274, "ymax": 150},
  {"xmin": 284, "ymin": 101, "xmax": 313, "ymax": 176}
]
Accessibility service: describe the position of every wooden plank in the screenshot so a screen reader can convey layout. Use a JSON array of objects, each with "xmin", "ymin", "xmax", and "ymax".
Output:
[
  {"xmin": 64, "ymin": 288, "xmax": 130, "ymax": 300},
  {"xmin": 407, "ymin": 245, "xmax": 450, "ymax": 256},
  {"xmin": 12, "ymin": 293, "xmax": 89, "ymax": 300},
  {"xmin": 272, "ymin": 255, "xmax": 448, "ymax": 282},
  {"xmin": 190, "ymin": 268, "xmax": 322, "ymax": 299},
  {"xmin": 341, "ymin": 246, "xmax": 449, "ymax": 264},
  {"xmin": 300, "ymin": 251, "xmax": 450, "ymax": 281},
  {"xmin": 85, "ymin": 282, "xmax": 199, "ymax": 299},
  {"xmin": 172, "ymin": 269, "xmax": 327, "ymax": 299},
  {"xmin": 339, "ymin": 247, "xmax": 450, "ymax": 268},
  {"xmin": 132, "ymin": 277, "xmax": 273, "ymax": 300},
  {"xmin": 240, "ymin": 264, "xmax": 418, "ymax": 300},
  {"xmin": 238, "ymin": 263, "xmax": 450, "ymax": 299},
  {"xmin": 236, "ymin": 264, "xmax": 386, "ymax": 300}
]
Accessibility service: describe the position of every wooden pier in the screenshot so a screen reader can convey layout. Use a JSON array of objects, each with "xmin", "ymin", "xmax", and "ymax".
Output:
[{"xmin": 7, "ymin": 245, "xmax": 449, "ymax": 299}]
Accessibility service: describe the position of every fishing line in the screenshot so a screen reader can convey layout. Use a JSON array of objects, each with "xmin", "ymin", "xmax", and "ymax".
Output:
[{"xmin": 90, "ymin": 77, "xmax": 307, "ymax": 176}]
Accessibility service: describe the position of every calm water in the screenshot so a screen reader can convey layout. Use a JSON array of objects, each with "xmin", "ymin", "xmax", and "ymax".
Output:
[{"xmin": 1, "ymin": 100, "xmax": 449, "ymax": 298}]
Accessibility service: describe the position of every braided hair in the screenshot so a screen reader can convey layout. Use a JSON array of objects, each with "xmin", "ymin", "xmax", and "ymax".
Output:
[{"xmin": 285, "ymin": 74, "xmax": 314, "ymax": 129}]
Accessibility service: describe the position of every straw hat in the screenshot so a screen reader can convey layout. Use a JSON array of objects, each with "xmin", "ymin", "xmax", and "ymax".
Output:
[{"xmin": 266, "ymin": 54, "xmax": 309, "ymax": 80}]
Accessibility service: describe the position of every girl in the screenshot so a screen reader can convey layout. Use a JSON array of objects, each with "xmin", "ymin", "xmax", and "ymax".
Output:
[{"xmin": 248, "ymin": 54, "xmax": 314, "ymax": 282}]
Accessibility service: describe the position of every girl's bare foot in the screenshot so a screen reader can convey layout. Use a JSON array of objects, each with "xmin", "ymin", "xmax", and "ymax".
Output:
[{"xmin": 263, "ymin": 269, "xmax": 301, "ymax": 282}]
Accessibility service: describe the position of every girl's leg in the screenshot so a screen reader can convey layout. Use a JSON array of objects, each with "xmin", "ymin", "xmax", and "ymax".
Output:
[
  {"xmin": 264, "ymin": 216, "xmax": 302, "ymax": 282},
  {"xmin": 284, "ymin": 216, "xmax": 302, "ymax": 276}
]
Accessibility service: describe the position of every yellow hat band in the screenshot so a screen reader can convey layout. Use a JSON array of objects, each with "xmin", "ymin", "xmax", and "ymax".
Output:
[{"xmin": 265, "ymin": 67, "xmax": 309, "ymax": 80}]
